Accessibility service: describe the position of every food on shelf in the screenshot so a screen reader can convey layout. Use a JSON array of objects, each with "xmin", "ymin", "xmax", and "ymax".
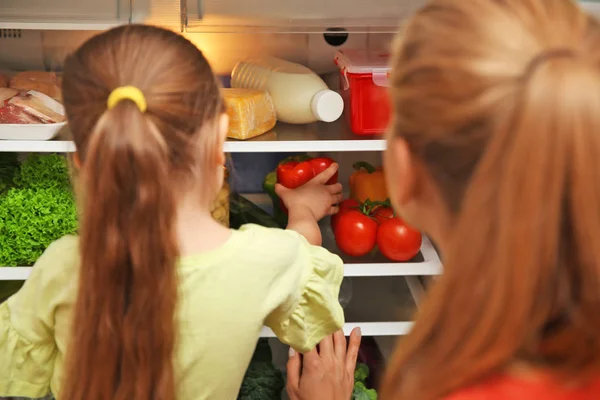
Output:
[
  {"xmin": 0, "ymin": 154, "xmax": 78, "ymax": 266},
  {"xmin": 334, "ymin": 208, "xmax": 379, "ymax": 257},
  {"xmin": 349, "ymin": 162, "xmax": 389, "ymax": 203},
  {"xmin": 210, "ymin": 168, "xmax": 230, "ymax": 227},
  {"xmin": 229, "ymin": 193, "xmax": 279, "ymax": 229},
  {"xmin": 231, "ymin": 57, "xmax": 344, "ymax": 124},
  {"xmin": 276, "ymin": 156, "xmax": 338, "ymax": 189},
  {"xmin": 237, "ymin": 339, "xmax": 284, "ymax": 400},
  {"xmin": 0, "ymin": 90, "xmax": 66, "ymax": 124},
  {"xmin": 222, "ymin": 88, "xmax": 277, "ymax": 140},
  {"xmin": 332, "ymin": 199, "xmax": 422, "ymax": 261},
  {"xmin": 263, "ymin": 155, "xmax": 307, "ymax": 227},
  {"xmin": 0, "ymin": 104, "xmax": 43, "ymax": 124},
  {"xmin": 335, "ymin": 49, "xmax": 392, "ymax": 135},
  {"xmin": 9, "ymin": 91, "xmax": 66, "ymax": 123},
  {"xmin": 0, "ymin": 73, "xmax": 8, "ymax": 88},
  {"xmin": 9, "ymin": 71, "xmax": 62, "ymax": 101},
  {"xmin": 373, "ymin": 205, "xmax": 394, "ymax": 224},
  {"xmin": 307, "ymin": 157, "xmax": 338, "ymax": 185},
  {"xmin": 331, "ymin": 198, "xmax": 360, "ymax": 232},
  {"xmin": 276, "ymin": 160, "xmax": 313, "ymax": 189},
  {"xmin": 353, "ymin": 363, "xmax": 378, "ymax": 400},
  {"xmin": 376, "ymin": 216, "xmax": 422, "ymax": 262},
  {"xmin": 275, "ymin": 156, "xmax": 338, "ymax": 215}
]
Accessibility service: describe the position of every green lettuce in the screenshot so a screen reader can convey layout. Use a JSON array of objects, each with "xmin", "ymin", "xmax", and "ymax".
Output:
[{"xmin": 0, "ymin": 154, "xmax": 78, "ymax": 266}]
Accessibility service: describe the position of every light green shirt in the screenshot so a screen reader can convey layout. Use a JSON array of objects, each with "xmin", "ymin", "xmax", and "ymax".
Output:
[{"xmin": 0, "ymin": 224, "xmax": 345, "ymax": 399}]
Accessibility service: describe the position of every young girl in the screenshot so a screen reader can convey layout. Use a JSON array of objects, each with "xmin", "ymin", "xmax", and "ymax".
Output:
[
  {"xmin": 0, "ymin": 25, "xmax": 346, "ymax": 400},
  {"xmin": 289, "ymin": 0, "xmax": 600, "ymax": 399}
]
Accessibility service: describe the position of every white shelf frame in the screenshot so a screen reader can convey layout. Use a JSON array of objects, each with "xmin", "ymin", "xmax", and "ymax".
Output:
[
  {"xmin": 0, "ymin": 22, "xmax": 125, "ymax": 31},
  {"xmin": 0, "ymin": 139, "xmax": 387, "ymax": 154},
  {"xmin": 0, "ymin": 241, "xmax": 440, "ymax": 280},
  {"xmin": 0, "ymin": 120, "xmax": 388, "ymax": 153},
  {"xmin": 261, "ymin": 322, "xmax": 413, "ymax": 338},
  {"xmin": 260, "ymin": 276, "xmax": 423, "ymax": 337}
]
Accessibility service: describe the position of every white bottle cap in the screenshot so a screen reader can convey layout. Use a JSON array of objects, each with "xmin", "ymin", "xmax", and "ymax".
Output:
[{"xmin": 311, "ymin": 90, "xmax": 344, "ymax": 123}]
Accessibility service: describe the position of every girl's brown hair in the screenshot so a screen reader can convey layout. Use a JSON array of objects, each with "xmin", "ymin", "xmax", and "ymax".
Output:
[
  {"xmin": 60, "ymin": 25, "xmax": 224, "ymax": 400},
  {"xmin": 381, "ymin": 0, "xmax": 600, "ymax": 398}
]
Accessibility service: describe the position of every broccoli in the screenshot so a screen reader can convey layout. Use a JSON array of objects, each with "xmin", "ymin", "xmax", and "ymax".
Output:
[
  {"xmin": 354, "ymin": 363, "xmax": 370, "ymax": 383},
  {"xmin": 352, "ymin": 381, "xmax": 378, "ymax": 400},
  {"xmin": 237, "ymin": 361, "xmax": 284, "ymax": 400},
  {"xmin": 352, "ymin": 363, "xmax": 378, "ymax": 400},
  {"xmin": 237, "ymin": 339, "xmax": 285, "ymax": 400}
]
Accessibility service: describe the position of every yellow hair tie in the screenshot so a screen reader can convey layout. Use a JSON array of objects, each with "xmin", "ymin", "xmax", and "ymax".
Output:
[{"xmin": 107, "ymin": 86, "xmax": 147, "ymax": 113}]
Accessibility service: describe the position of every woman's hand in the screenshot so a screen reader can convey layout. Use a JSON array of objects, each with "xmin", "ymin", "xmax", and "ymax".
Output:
[
  {"xmin": 286, "ymin": 328, "xmax": 362, "ymax": 400},
  {"xmin": 276, "ymin": 163, "xmax": 343, "ymax": 222}
]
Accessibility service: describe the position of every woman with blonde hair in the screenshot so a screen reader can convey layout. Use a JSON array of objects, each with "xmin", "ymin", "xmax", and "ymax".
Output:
[{"xmin": 288, "ymin": 0, "xmax": 600, "ymax": 398}]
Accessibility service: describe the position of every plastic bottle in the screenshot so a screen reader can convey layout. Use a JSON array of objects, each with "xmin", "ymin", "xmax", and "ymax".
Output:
[{"xmin": 231, "ymin": 57, "xmax": 344, "ymax": 124}]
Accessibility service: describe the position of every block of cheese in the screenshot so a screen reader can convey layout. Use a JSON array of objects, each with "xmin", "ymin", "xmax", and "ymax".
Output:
[{"xmin": 222, "ymin": 88, "xmax": 276, "ymax": 140}]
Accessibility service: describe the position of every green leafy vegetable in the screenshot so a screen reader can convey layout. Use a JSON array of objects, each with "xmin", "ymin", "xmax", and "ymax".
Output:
[
  {"xmin": 14, "ymin": 153, "xmax": 72, "ymax": 190},
  {"xmin": 354, "ymin": 363, "xmax": 370, "ymax": 383},
  {"xmin": 353, "ymin": 363, "xmax": 378, "ymax": 400},
  {"xmin": 0, "ymin": 154, "xmax": 78, "ymax": 266},
  {"xmin": 352, "ymin": 381, "xmax": 378, "ymax": 400},
  {"xmin": 237, "ymin": 339, "xmax": 285, "ymax": 400},
  {"xmin": 0, "ymin": 187, "xmax": 78, "ymax": 266}
]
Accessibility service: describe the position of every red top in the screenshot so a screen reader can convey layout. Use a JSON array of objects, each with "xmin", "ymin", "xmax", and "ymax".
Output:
[{"xmin": 446, "ymin": 375, "xmax": 600, "ymax": 400}]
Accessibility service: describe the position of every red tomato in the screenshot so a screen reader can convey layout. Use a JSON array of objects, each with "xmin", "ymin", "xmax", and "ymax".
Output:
[
  {"xmin": 377, "ymin": 218, "xmax": 422, "ymax": 262},
  {"xmin": 309, "ymin": 157, "xmax": 338, "ymax": 185},
  {"xmin": 331, "ymin": 198, "xmax": 360, "ymax": 232},
  {"xmin": 334, "ymin": 210, "xmax": 378, "ymax": 257},
  {"xmin": 276, "ymin": 161, "xmax": 314, "ymax": 189},
  {"xmin": 373, "ymin": 206, "xmax": 394, "ymax": 224}
]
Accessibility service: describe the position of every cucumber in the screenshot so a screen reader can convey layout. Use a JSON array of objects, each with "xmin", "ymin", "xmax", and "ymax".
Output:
[{"xmin": 229, "ymin": 193, "xmax": 280, "ymax": 229}]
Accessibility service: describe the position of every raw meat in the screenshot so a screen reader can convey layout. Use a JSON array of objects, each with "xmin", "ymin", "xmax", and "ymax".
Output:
[
  {"xmin": 9, "ymin": 92, "xmax": 65, "ymax": 124},
  {"xmin": 0, "ymin": 104, "xmax": 43, "ymax": 124}
]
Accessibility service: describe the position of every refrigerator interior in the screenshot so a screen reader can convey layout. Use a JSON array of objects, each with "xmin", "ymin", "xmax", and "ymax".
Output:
[
  {"xmin": 28, "ymin": 0, "xmax": 600, "ymax": 396},
  {"xmin": 6, "ymin": 0, "xmax": 598, "ymax": 396}
]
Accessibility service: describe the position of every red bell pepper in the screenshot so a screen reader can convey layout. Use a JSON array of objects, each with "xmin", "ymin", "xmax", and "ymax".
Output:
[
  {"xmin": 308, "ymin": 157, "xmax": 338, "ymax": 185},
  {"xmin": 276, "ymin": 156, "xmax": 338, "ymax": 213},
  {"xmin": 276, "ymin": 157, "xmax": 338, "ymax": 189},
  {"xmin": 276, "ymin": 161, "xmax": 314, "ymax": 189}
]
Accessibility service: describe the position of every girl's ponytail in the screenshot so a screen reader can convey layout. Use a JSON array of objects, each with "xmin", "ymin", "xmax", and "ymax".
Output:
[{"xmin": 62, "ymin": 100, "xmax": 179, "ymax": 400}]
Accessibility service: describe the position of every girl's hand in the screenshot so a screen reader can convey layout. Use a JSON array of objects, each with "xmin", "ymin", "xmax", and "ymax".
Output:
[
  {"xmin": 286, "ymin": 328, "xmax": 362, "ymax": 400},
  {"xmin": 276, "ymin": 163, "xmax": 343, "ymax": 222}
]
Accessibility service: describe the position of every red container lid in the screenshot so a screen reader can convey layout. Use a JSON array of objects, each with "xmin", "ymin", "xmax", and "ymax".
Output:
[{"xmin": 334, "ymin": 49, "xmax": 391, "ymax": 87}]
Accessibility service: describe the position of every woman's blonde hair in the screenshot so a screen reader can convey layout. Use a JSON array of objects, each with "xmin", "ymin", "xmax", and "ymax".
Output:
[{"xmin": 381, "ymin": 0, "xmax": 600, "ymax": 398}]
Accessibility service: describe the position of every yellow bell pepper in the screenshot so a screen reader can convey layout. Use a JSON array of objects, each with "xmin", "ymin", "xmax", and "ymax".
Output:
[{"xmin": 349, "ymin": 161, "xmax": 389, "ymax": 203}]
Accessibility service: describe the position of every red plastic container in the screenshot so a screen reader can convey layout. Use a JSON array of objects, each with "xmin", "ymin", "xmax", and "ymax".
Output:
[{"xmin": 334, "ymin": 50, "xmax": 392, "ymax": 135}]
